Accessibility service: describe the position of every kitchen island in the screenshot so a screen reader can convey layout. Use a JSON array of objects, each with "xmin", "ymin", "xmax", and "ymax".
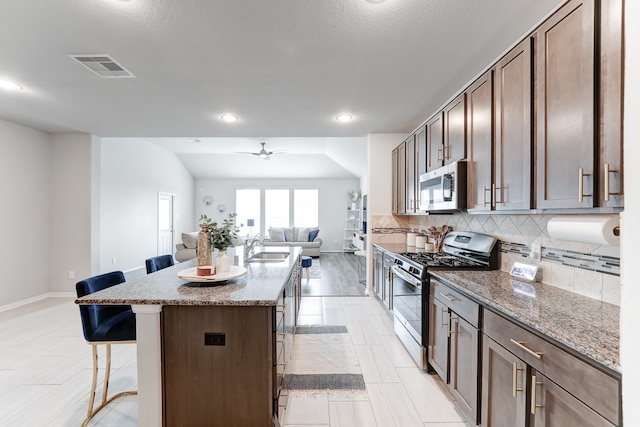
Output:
[{"xmin": 76, "ymin": 246, "xmax": 302, "ymax": 427}]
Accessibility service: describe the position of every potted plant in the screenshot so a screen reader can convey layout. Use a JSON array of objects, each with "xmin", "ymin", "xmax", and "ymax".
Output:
[{"xmin": 199, "ymin": 213, "xmax": 241, "ymax": 272}]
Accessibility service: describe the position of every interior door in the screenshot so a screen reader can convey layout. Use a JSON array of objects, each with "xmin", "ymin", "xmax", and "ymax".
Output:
[{"xmin": 158, "ymin": 192, "xmax": 175, "ymax": 255}]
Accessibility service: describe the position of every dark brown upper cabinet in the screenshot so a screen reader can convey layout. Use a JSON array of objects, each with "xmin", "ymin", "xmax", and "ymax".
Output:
[
  {"xmin": 599, "ymin": 0, "xmax": 624, "ymax": 208},
  {"xmin": 536, "ymin": 0, "xmax": 595, "ymax": 209},
  {"xmin": 466, "ymin": 71, "xmax": 494, "ymax": 211},
  {"xmin": 494, "ymin": 38, "xmax": 533, "ymax": 211},
  {"xmin": 426, "ymin": 113, "xmax": 444, "ymax": 172},
  {"xmin": 405, "ymin": 134, "xmax": 418, "ymax": 213},
  {"xmin": 443, "ymin": 93, "xmax": 467, "ymax": 166}
]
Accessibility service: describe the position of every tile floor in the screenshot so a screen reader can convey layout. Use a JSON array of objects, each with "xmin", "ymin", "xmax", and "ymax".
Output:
[{"xmin": 0, "ymin": 295, "xmax": 469, "ymax": 426}]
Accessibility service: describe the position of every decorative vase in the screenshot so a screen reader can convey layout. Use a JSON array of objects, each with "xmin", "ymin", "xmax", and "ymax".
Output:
[
  {"xmin": 215, "ymin": 248, "xmax": 231, "ymax": 273},
  {"xmin": 197, "ymin": 224, "xmax": 212, "ymax": 267}
]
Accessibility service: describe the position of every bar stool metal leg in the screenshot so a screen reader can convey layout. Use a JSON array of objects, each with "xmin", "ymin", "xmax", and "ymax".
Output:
[{"xmin": 81, "ymin": 341, "xmax": 137, "ymax": 427}]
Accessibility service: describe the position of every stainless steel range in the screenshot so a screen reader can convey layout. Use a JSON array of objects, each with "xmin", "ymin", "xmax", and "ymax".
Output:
[{"xmin": 391, "ymin": 231, "xmax": 499, "ymax": 370}]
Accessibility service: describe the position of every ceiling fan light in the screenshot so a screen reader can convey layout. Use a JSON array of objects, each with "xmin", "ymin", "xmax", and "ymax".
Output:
[
  {"xmin": 336, "ymin": 114, "xmax": 352, "ymax": 122},
  {"xmin": 220, "ymin": 114, "xmax": 238, "ymax": 122}
]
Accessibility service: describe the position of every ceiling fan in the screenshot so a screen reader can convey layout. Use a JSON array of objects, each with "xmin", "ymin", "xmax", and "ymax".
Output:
[{"xmin": 234, "ymin": 142, "xmax": 285, "ymax": 160}]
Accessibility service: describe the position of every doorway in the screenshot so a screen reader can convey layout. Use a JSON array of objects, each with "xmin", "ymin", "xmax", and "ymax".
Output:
[{"xmin": 158, "ymin": 192, "xmax": 175, "ymax": 256}]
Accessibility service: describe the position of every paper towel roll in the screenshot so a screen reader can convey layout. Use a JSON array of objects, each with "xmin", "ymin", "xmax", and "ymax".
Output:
[{"xmin": 546, "ymin": 215, "xmax": 620, "ymax": 246}]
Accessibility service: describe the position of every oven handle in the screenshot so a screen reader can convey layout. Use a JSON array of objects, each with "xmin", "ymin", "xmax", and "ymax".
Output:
[{"xmin": 391, "ymin": 265, "xmax": 422, "ymax": 287}]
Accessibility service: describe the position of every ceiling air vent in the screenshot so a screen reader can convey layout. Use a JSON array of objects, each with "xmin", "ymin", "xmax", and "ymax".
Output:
[{"xmin": 69, "ymin": 54, "xmax": 135, "ymax": 78}]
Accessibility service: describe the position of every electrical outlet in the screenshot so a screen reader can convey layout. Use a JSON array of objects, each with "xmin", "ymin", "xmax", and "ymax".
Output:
[
  {"xmin": 529, "ymin": 243, "xmax": 541, "ymax": 261},
  {"xmin": 68, "ymin": 271, "xmax": 75, "ymax": 279},
  {"xmin": 204, "ymin": 332, "xmax": 225, "ymax": 346}
]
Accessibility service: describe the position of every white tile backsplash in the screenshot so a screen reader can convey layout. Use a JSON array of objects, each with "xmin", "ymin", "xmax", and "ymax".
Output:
[{"xmin": 371, "ymin": 213, "xmax": 621, "ymax": 306}]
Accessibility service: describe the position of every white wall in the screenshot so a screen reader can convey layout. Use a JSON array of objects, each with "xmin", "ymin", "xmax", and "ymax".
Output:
[
  {"xmin": 0, "ymin": 119, "xmax": 51, "ymax": 305},
  {"xmin": 621, "ymin": 0, "xmax": 639, "ymax": 422},
  {"xmin": 49, "ymin": 133, "xmax": 96, "ymax": 292},
  {"xmin": 194, "ymin": 178, "xmax": 359, "ymax": 252},
  {"xmin": 100, "ymin": 138, "xmax": 195, "ymax": 272}
]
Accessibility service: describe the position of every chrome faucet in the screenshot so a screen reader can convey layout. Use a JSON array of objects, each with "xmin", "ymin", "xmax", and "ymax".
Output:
[{"xmin": 244, "ymin": 233, "xmax": 263, "ymax": 259}]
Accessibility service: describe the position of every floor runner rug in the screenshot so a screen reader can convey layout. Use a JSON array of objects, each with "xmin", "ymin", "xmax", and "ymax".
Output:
[
  {"xmin": 295, "ymin": 325, "xmax": 348, "ymax": 334},
  {"xmin": 284, "ymin": 373, "xmax": 366, "ymax": 390}
]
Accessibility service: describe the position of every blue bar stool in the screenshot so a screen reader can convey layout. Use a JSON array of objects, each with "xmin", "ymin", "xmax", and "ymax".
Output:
[
  {"xmin": 76, "ymin": 271, "xmax": 137, "ymax": 427},
  {"xmin": 301, "ymin": 256, "xmax": 312, "ymax": 280},
  {"xmin": 145, "ymin": 254, "xmax": 174, "ymax": 274}
]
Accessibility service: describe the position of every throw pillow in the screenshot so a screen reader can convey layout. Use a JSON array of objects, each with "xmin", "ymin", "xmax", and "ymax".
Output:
[
  {"xmin": 268, "ymin": 227, "xmax": 286, "ymax": 242},
  {"xmin": 308, "ymin": 228, "xmax": 320, "ymax": 242},
  {"xmin": 296, "ymin": 227, "xmax": 310, "ymax": 243},
  {"xmin": 284, "ymin": 227, "xmax": 295, "ymax": 242},
  {"xmin": 181, "ymin": 232, "xmax": 199, "ymax": 249}
]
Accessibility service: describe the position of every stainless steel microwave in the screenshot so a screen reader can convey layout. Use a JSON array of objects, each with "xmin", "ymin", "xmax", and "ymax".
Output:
[{"xmin": 418, "ymin": 161, "xmax": 467, "ymax": 212}]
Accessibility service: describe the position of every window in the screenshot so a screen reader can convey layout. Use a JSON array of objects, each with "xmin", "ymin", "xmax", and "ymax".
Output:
[
  {"xmin": 294, "ymin": 189, "xmax": 318, "ymax": 227},
  {"xmin": 235, "ymin": 187, "xmax": 319, "ymax": 235},
  {"xmin": 236, "ymin": 189, "xmax": 260, "ymax": 237},
  {"xmin": 265, "ymin": 189, "xmax": 289, "ymax": 229}
]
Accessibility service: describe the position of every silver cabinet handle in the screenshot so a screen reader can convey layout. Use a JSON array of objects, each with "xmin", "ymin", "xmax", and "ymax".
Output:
[
  {"xmin": 447, "ymin": 316, "xmax": 458, "ymax": 338},
  {"xmin": 512, "ymin": 362, "xmax": 524, "ymax": 397},
  {"xmin": 578, "ymin": 167, "xmax": 592, "ymax": 202},
  {"xmin": 510, "ymin": 339, "xmax": 542, "ymax": 359},
  {"xmin": 437, "ymin": 146, "xmax": 444, "ymax": 162},
  {"xmin": 482, "ymin": 185, "xmax": 492, "ymax": 207},
  {"xmin": 531, "ymin": 375, "xmax": 542, "ymax": 414},
  {"xmin": 439, "ymin": 292, "xmax": 458, "ymax": 303},
  {"xmin": 604, "ymin": 163, "xmax": 621, "ymax": 202}
]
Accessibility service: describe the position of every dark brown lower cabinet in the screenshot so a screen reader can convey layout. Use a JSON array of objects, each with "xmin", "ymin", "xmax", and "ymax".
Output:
[
  {"xmin": 428, "ymin": 278, "xmax": 480, "ymax": 424},
  {"xmin": 482, "ymin": 309, "xmax": 620, "ymax": 427},
  {"xmin": 481, "ymin": 336, "xmax": 526, "ymax": 427},
  {"xmin": 531, "ymin": 371, "xmax": 615, "ymax": 427}
]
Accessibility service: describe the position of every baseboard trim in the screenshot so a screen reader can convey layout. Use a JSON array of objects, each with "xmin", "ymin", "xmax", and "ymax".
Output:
[{"xmin": 0, "ymin": 292, "xmax": 76, "ymax": 313}]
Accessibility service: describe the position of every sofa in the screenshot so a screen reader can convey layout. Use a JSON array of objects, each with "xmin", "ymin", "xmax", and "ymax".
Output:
[{"xmin": 261, "ymin": 227, "xmax": 322, "ymax": 257}]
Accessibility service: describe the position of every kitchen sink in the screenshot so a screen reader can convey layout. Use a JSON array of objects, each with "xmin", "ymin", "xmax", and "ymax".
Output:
[{"xmin": 246, "ymin": 252, "xmax": 290, "ymax": 263}]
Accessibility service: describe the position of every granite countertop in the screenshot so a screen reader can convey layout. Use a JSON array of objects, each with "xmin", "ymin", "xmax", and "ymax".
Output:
[
  {"xmin": 373, "ymin": 243, "xmax": 621, "ymax": 374},
  {"xmin": 75, "ymin": 246, "xmax": 302, "ymax": 307}
]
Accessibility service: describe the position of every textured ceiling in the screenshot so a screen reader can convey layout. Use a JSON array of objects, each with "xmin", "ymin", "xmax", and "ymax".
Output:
[{"xmin": 0, "ymin": 0, "xmax": 563, "ymax": 177}]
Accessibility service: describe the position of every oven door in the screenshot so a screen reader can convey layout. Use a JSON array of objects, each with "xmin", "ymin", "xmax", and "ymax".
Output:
[{"xmin": 391, "ymin": 265, "xmax": 426, "ymax": 369}]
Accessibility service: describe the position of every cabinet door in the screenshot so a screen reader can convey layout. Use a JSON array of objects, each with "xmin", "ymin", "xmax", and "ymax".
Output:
[
  {"xmin": 599, "ymin": 0, "xmax": 623, "ymax": 208},
  {"xmin": 481, "ymin": 336, "xmax": 527, "ymax": 427},
  {"xmin": 426, "ymin": 113, "xmax": 444, "ymax": 172},
  {"xmin": 444, "ymin": 93, "xmax": 467, "ymax": 165},
  {"xmin": 428, "ymin": 295, "xmax": 449, "ymax": 380},
  {"xmin": 495, "ymin": 38, "xmax": 532, "ymax": 210},
  {"xmin": 391, "ymin": 148, "xmax": 399, "ymax": 213},
  {"xmin": 531, "ymin": 372, "xmax": 615, "ymax": 427},
  {"xmin": 450, "ymin": 315, "xmax": 479, "ymax": 423},
  {"xmin": 405, "ymin": 134, "xmax": 417, "ymax": 212},
  {"xmin": 466, "ymin": 71, "xmax": 494, "ymax": 211},
  {"xmin": 397, "ymin": 142, "xmax": 407, "ymax": 213},
  {"xmin": 415, "ymin": 126, "xmax": 427, "ymax": 208},
  {"xmin": 536, "ymin": 0, "xmax": 595, "ymax": 209}
]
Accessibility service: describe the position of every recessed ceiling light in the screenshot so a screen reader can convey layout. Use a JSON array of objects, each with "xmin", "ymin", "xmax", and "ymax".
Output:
[
  {"xmin": 336, "ymin": 114, "xmax": 353, "ymax": 123},
  {"xmin": 0, "ymin": 80, "xmax": 23, "ymax": 91},
  {"xmin": 221, "ymin": 114, "xmax": 238, "ymax": 122}
]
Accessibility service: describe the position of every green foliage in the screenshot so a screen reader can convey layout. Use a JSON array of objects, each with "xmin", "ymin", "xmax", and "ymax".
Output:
[{"xmin": 199, "ymin": 213, "xmax": 240, "ymax": 250}]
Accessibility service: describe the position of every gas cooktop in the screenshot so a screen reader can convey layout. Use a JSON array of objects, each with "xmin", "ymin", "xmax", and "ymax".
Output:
[{"xmin": 397, "ymin": 231, "xmax": 500, "ymax": 271}]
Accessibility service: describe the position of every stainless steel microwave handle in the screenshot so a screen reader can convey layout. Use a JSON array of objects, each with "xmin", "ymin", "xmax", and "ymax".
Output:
[{"xmin": 390, "ymin": 265, "xmax": 422, "ymax": 287}]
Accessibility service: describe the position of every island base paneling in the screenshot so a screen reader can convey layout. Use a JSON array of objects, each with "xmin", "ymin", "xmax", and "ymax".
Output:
[{"xmin": 162, "ymin": 305, "xmax": 274, "ymax": 426}]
